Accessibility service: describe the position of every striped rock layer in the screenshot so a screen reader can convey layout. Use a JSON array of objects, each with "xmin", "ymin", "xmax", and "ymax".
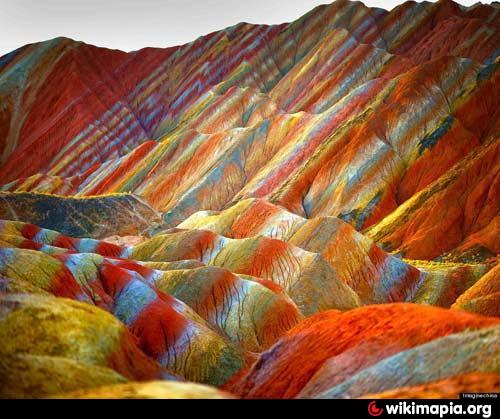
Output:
[{"xmin": 0, "ymin": 0, "xmax": 499, "ymax": 399}]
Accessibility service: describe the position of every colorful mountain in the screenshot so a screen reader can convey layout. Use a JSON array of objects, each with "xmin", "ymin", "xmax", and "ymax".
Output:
[{"xmin": 0, "ymin": 0, "xmax": 499, "ymax": 399}]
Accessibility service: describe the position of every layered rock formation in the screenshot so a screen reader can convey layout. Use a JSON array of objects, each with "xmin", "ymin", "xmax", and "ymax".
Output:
[{"xmin": 0, "ymin": 0, "xmax": 499, "ymax": 399}]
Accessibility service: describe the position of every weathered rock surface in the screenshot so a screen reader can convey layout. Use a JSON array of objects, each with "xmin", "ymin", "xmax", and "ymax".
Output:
[{"xmin": 0, "ymin": 0, "xmax": 499, "ymax": 399}]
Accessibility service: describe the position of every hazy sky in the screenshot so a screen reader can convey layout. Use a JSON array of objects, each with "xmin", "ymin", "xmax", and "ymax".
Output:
[{"xmin": 0, "ymin": 0, "xmax": 493, "ymax": 56}]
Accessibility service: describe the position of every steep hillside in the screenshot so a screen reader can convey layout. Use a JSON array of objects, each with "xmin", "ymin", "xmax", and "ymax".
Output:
[{"xmin": 0, "ymin": 0, "xmax": 499, "ymax": 399}]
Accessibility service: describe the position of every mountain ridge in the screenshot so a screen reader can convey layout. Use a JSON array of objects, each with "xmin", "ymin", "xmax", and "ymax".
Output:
[{"xmin": 0, "ymin": 0, "xmax": 499, "ymax": 399}]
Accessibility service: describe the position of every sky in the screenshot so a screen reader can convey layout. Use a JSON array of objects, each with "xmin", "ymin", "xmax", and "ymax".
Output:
[{"xmin": 0, "ymin": 0, "xmax": 494, "ymax": 56}]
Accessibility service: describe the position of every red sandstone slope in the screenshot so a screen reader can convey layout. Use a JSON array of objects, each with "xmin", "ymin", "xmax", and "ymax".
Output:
[
  {"xmin": 0, "ymin": 0, "xmax": 499, "ymax": 399},
  {"xmin": 229, "ymin": 304, "xmax": 500, "ymax": 399}
]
